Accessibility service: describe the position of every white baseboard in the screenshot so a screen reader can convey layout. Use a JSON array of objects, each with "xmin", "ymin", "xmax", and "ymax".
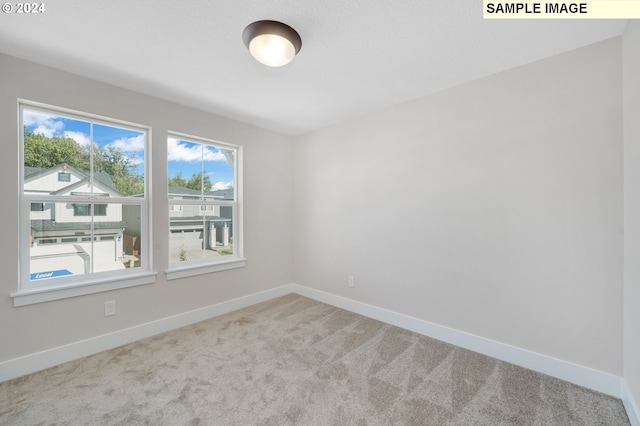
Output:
[
  {"xmin": 292, "ymin": 284, "xmax": 623, "ymax": 399},
  {"xmin": 0, "ymin": 284, "xmax": 294, "ymax": 383},
  {"xmin": 1, "ymin": 281, "xmax": 630, "ymax": 412},
  {"xmin": 622, "ymin": 380, "xmax": 640, "ymax": 426}
]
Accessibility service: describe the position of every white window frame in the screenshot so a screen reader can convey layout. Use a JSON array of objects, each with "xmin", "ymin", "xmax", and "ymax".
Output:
[
  {"xmin": 165, "ymin": 131, "xmax": 245, "ymax": 280},
  {"xmin": 12, "ymin": 101, "xmax": 156, "ymax": 306}
]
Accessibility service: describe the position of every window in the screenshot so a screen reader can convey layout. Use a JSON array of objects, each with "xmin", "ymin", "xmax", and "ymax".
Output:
[
  {"xmin": 15, "ymin": 102, "xmax": 154, "ymax": 306},
  {"xmin": 166, "ymin": 133, "xmax": 243, "ymax": 279},
  {"xmin": 73, "ymin": 203, "xmax": 107, "ymax": 216}
]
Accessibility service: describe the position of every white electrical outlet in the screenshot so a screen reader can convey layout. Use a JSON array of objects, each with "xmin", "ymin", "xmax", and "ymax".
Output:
[
  {"xmin": 104, "ymin": 300, "xmax": 116, "ymax": 316},
  {"xmin": 348, "ymin": 276, "xmax": 355, "ymax": 288}
]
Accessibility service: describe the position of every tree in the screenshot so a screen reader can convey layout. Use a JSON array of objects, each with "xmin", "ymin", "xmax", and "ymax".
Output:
[
  {"xmin": 168, "ymin": 172, "xmax": 212, "ymax": 192},
  {"xmin": 94, "ymin": 145, "xmax": 144, "ymax": 196},
  {"xmin": 168, "ymin": 172, "xmax": 188, "ymax": 189},
  {"xmin": 24, "ymin": 129, "xmax": 143, "ymax": 196},
  {"xmin": 24, "ymin": 130, "xmax": 86, "ymax": 170},
  {"xmin": 187, "ymin": 172, "xmax": 212, "ymax": 192}
]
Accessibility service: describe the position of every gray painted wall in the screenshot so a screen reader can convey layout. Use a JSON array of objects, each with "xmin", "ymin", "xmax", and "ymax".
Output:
[
  {"xmin": 623, "ymin": 20, "xmax": 640, "ymax": 415},
  {"xmin": 293, "ymin": 38, "xmax": 624, "ymax": 375},
  {"xmin": 0, "ymin": 53, "xmax": 294, "ymax": 362}
]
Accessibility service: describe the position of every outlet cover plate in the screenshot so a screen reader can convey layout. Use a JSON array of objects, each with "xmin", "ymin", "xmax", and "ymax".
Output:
[{"xmin": 104, "ymin": 300, "xmax": 116, "ymax": 316}]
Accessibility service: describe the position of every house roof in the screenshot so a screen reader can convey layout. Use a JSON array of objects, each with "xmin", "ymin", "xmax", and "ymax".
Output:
[
  {"xmin": 24, "ymin": 166, "xmax": 44, "ymax": 178},
  {"xmin": 168, "ymin": 186, "xmax": 204, "ymax": 196},
  {"xmin": 94, "ymin": 172, "xmax": 118, "ymax": 191},
  {"xmin": 51, "ymin": 178, "xmax": 115, "ymax": 197},
  {"xmin": 210, "ymin": 188, "xmax": 234, "ymax": 200},
  {"xmin": 24, "ymin": 164, "xmax": 78, "ymax": 183},
  {"xmin": 168, "ymin": 186, "xmax": 233, "ymax": 200},
  {"xmin": 24, "ymin": 163, "xmax": 120, "ymax": 194}
]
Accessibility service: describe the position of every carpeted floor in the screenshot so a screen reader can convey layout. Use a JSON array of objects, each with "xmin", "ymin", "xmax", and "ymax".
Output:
[{"xmin": 0, "ymin": 294, "xmax": 631, "ymax": 425}]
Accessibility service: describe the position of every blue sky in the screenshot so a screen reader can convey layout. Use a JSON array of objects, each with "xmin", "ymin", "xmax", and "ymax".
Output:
[
  {"xmin": 23, "ymin": 109, "xmax": 234, "ymax": 190},
  {"xmin": 167, "ymin": 137, "xmax": 234, "ymax": 190}
]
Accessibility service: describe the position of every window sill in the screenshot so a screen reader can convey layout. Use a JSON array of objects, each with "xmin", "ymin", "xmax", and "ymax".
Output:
[
  {"xmin": 11, "ymin": 272, "xmax": 157, "ymax": 307},
  {"xmin": 165, "ymin": 258, "xmax": 246, "ymax": 281}
]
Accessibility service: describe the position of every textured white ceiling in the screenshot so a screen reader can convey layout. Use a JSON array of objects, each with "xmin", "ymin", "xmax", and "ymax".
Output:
[{"xmin": 0, "ymin": 1, "xmax": 628, "ymax": 135}]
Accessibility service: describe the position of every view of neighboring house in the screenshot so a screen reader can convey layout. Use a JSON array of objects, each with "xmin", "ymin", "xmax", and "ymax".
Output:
[
  {"xmin": 25, "ymin": 163, "xmax": 235, "ymax": 278},
  {"xmin": 25, "ymin": 163, "xmax": 130, "ymax": 278},
  {"xmin": 168, "ymin": 186, "xmax": 233, "ymax": 260}
]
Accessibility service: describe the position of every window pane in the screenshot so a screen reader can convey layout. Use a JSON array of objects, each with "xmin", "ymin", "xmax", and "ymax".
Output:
[
  {"xmin": 73, "ymin": 203, "xmax": 91, "ymax": 216},
  {"xmin": 167, "ymin": 138, "xmax": 235, "ymax": 201},
  {"xmin": 217, "ymin": 206, "xmax": 234, "ymax": 256},
  {"xmin": 169, "ymin": 205, "xmax": 233, "ymax": 263},
  {"xmin": 95, "ymin": 204, "xmax": 107, "ymax": 216},
  {"xmin": 30, "ymin": 200, "xmax": 91, "ymax": 280},
  {"xmin": 23, "ymin": 109, "xmax": 146, "ymax": 198},
  {"xmin": 203, "ymin": 146, "xmax": 235, "ymax": 201},
  {"xmin": 71, "ymin": 203, "xmax": 107, "ymax": 217},
  {"xmin": 29, "ymin": 201, "xmax": 141, "ymax": 280},
  {"xmin": 23, "ymin": 109, "xmax": 91, "ymax": 197},
  {"xmin": 93, "ymin": 124, "xmax": 145, "ymax": 197},
  {"xmin": 167, "ymin": 139, "xmax": 204, "ymax": 199},
  {"xmin": 122, "ymin": 204, "xmax": 142, "ymax": 269}
]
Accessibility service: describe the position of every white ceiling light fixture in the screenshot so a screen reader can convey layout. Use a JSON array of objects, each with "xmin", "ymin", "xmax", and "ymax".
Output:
[{"xmin": 242, "ymin": 20, "xmax": 302, "ymax": 67}]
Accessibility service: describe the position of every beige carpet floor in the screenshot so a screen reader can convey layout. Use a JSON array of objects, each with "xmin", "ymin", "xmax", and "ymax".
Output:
[{"xmin": 0, "ymin": 294, "xmax": 631, "ymax": 425}]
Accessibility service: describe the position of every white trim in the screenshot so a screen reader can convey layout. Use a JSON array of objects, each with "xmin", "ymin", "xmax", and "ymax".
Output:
[
  {"xmin": 3, "ymin": 280, "xmax": 630, "ymax": 411},
  {"xmin": 0, "ymin": 284, "xmax": 294, "ymax": 382},
  {"xmin": 167, "ymin": 130, "xmax": 241, "ymax": 152},
  {"xmin": 11, "ymin": 272, "xmax": 158, "ymax": 306},
  {"xmin": 165, "ymin": 258, "xmax": 246, "ymax": 281},
  {"xmin": 291, "ymin": 284, "xmax": 623, "ymax": 398},
  {"xmin": 20, "ymin": 99, "xmax": 151, "ymax": 132},
  {"xmin": 623, "ymin": 379, "xmax": 640, "ymax": 426}
]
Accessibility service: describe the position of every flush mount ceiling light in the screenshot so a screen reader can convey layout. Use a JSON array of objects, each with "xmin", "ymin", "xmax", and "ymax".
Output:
[{"xmin": 242, "ymin": 20, "xmax": 302, "ymax": 67}]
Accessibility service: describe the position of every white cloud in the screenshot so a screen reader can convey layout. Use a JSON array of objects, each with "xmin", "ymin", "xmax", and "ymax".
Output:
[
  {"xmin": 203, "ymin": 147, "xmax": 226, "ymax": 162},
  {"xmin": 167, "ymin": 138, "xmax": 226, "ymax": 162},
  {"xmin": 107, "ymin": 135, "xmax": 145, "ymax": 167},
  {"xmin": 24, "ymin": 111, "xmax": 64, "ymax": 137},
  {"xmin": 212, "ymin": 181, "xmax": 233, "ymax": 190},
  {"xmin": 108, "ymin": 134, "xmax": 145, "ymax": 153},
  {"xmin": 64, "ymin": 131, "xmax": 90, "ymax": 146},
  {"xmin": 126, "ymin": 155, "xmax": 144, "ymax": 167}
]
